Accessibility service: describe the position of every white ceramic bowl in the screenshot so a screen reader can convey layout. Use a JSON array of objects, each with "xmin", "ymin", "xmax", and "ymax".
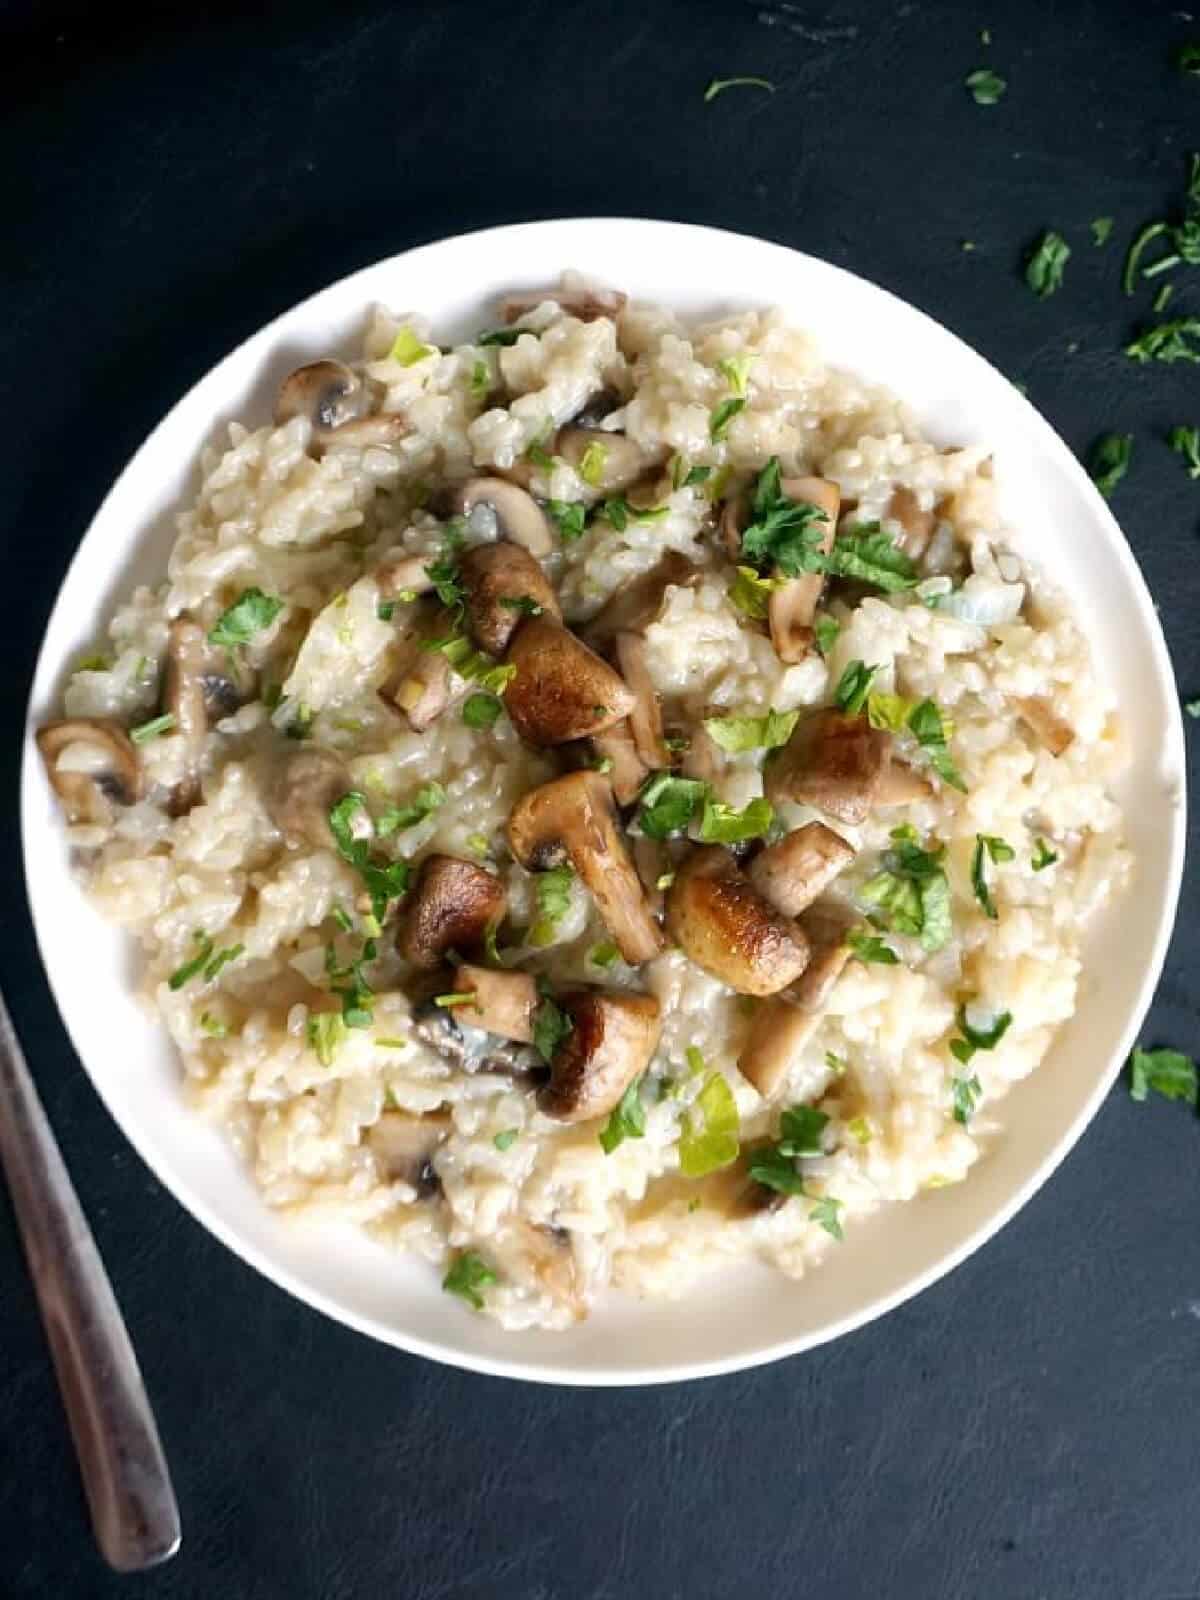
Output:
[{"xmin": 21, "ymin": 219, "xmax": 1186, "ymax": 1385}]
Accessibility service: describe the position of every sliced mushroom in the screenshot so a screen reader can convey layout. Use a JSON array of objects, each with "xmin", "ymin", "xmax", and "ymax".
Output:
[
  {"xmin": 765, "ymin": 709, "xmax": 891, "ymax": 826},
  {"xmin": 459, "ymin": 541, "xmax": 562, "ymax": 657},
  {"xmin": 665, "ymin": 847, "xmax": 810, "ymax": 997},
  {"xmin": 454, "ymin": 962, "xmax": 538, "ymax": 1042},
  {"xmin": 367, "ymin": 1109, "xmax": 451, "ymax": 1197},
  {"xmin": 384, "ymin": 607, "xmax": 464, "ymax": 732},
  {"xmin": 503, "ymin": 617, "xmax": 635, "ymax": 745},
  {"xmin": 267, "ymin": 746, "xmax": 355, "ymax": 851},
  {"xmin": 539, "ymin": 989, "xmax": 661, "ymax": 1122},
  {"xmin": 579, "ymin": 553, "xmax": 701, "ymax": 654},
  {"xmin": 886, "ymin": 486, "xmax": 936, "ymax": 562},
  {"xmin": 747, "ymin": 822, "xmax": 855, "ymax": 917},
  {"xmin": 500, "ymin": 287, "xmax": 627, "ymax": 324},
  {"xmin": 319, "ymin": 413, "xmax": 409, "ymax": 454},
  {"xmin": 738, "ymin": 916, "xmax": 853, "ymax": 1095},
  {"xmin": 876, "ymin": 761, "xmax": 936, "ymax": 806},
  {"xmin": 274, "ymin": 359, "xmax": 407, "ymax": 456},
  {"xmin": 1014, "ymin": 696, "xmax": 1074, "ymax": 757},
  {"xmin": 36, "ymin": 719, "xmax": 142, "ymax": 827},
  {"xmin": 502, "ymin": 1218, "xmax": 586, "ymax": 1320},
  {"xmin": 613, "ymin": 631, "xmax": 668, "ymax": 768},
  {"xmin": 767, "ymin": 476, "xmax": 840, "ymax": 664},
  {"xmin": 590, "ymin": 719, "xmax": 649, "ymax": 806},
  {"xmin": 409, "ymin": 989, "xmax": 535, "ymax": 1077},
  {"xmin": 449, "ymin": 478, "xmax": 554, "ymax": 557},
  {"xmin": 556, "ymin": 427, "xmax": 668, "ymax": 495},
  {"xmin": 163, "ymin": 618, "xmax": 252, "ymax": 816},
  {"xmin": 507, "ymin": 771, "xmax": 663, "ymax": 964},
  {"xmin": 397, "ymin": 855, "xmax": 506, "ymax": 970}
]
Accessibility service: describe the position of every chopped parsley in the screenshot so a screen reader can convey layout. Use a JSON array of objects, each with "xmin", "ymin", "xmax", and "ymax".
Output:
[
  {"xmin": 965, "ymin": 68, "xmax": 1005, "ymax": 104},
  {"xmin": 678, "ymin": 1069, "xmax": 740, "ymax": 1177},
  {"xmin": 1031, "ymin": 837, "xmax": 1058, "ymax": 870},
  {"xmin": 388, "ymin": 326, "xmax": 434, "ymax": 366},
  {"xmin": 727, "ymin": 565, "xmax": 786, "ymax": 620},
  {"xmin": 1128, "ymin": 1046, "xmax": 1198, "ymax": 1106},
  {"xmin": 578, "ymin": 440, "xmax": 608, "ymax": 486},
  {"xmin": 698, "ymin": 795, "xmax": 773, "ymax": 845},
  {"xmin": 462, "ymin": 692, "xmax": 503, "ymax": 729},
  {"xmin": 546, "ymin": 499, "xmax": 588, "ymax": 542},
  {"xmin": 907, "ymin": 698, "xmax": 967, "ymax": 792},
  {"xmin": 596, "ymin": 498, "xmax": 669, "ymax": 532},
  {"xmin": 493, "ymin": 1128, "xmax": 520, "ymax": 1152},
  {"xmin": 130, "ymin": 712, "xmax": 176, "ymax": 744},
  {"xmin": 477, "ymin": 327, "xmax": 529, "ymax": 347},
  {"xmin": 670, "ymin": 455, "xmax": 712, "ymax": 490},
  {"xmin": 1090, "ymin": 217, "xmax": 1114, "ymax": 247},
  {"xmin": 328, "ymin": 792, "xmax": 411, "ymax": 923},
  {"xmin": 951, "ymin": 1073, "xmax": 983, "ymax": 1125},
  {"xmin": 704, "ymin": 75, "xmax": 775, "ymax": 101},
  {"xmin": 948, "ymin": 1003, "xmax": 1013, "ymax": 1066},
  {"xmin": 813, "ymin": 614, "xmax": 840, "ymax": 656},
  {"xmin": 860, "ymin": 825, "xmax": 953, "ymax": 953},
  {"xmin": 710, "ymin": 396, "xmax": 746, "ymax": 442},
  {"xmin": 425, "ymin": 556, "xmax": 465, "ymax": 613},
  {"xmin": 1179, "ymin": 42, "xmax": 1200, "ymax": 75},
  {"xmin": 833, "ymin": 660, "xmax": 879, "ymax": 715},
  {"xmin": 970, "ymin": 833, "xmax": 1015, "ymax": 919},
  {"xmin": 717, "ymin": 353, "xmax": 756, "ymax": 396},
  {"xmin": 469, "ymin": 359, "xmax": 491, "ymax": 401},
  {"xmin": 423, "ymin": 632, "xmax": 516, "ymax": 696},
  {"xmin": 530, "ymin": 864, "xmax": 575, "ymax": 946},
  {"xmin": 739, "ymin": 459, "xmax": 830, "ymax": 575},
  {"xmin": 377, "ymin": 600, "xmax": 397, "ymax": 622},
  {"xmin": 442, "ymin": 1250, "xmax": 497, "ymax": 1310},
  {"xmin": 1088, "ymin": 433, "xmax": 1133, "ymax": 498},
  {"xmin": 808, "ymin": 1195, "xmax": 844, "ymax": 1240},
  {"xmin": 199, "ymin": 1012, "xmax": 227, "ymax": 1038},
  {"xmin": 703, "ymin": 709, "xmax": 799, "ymax": 752},
  {"xmin": 168, "ymin": 932, "xmax": 244, "ymax": 991},
  {"xmin": 1125, "ymin": 317, "xmax": 1200, "ymax": 363},
  {"xmin": 825, "ymin": 524, "xmax": 919, "ymax": 592},
  {"xmin": 637, "ymin": 773, "xmax": 708, "ymax": 839},
  {"xmin": 433, "ymin": 992, "xmax": 478, "ymax": 1009},
  {"xmin": 864, "ymin": 691, "xmax": 912, "ymax": 732},
  {"xmin": 1169, "ymin": 425, "xmax": 1200, "ymax": 479},
  {"xmin": 1024, "ymin": 231, "xmax": 1071, "ymax": 298},
  {"xmin": 599, "ymin": 1073, "xmax": 648, "ymax": 1154},
  {"xmin": 208, "ymin": 587, "xmax": 284, "ymax": 650},
  {"xmin": 375, "ymin": 782, "xmax": 445, "ymax": 837},
  {"xmin": 532, "ymin": 995, "xmax": 573, "ymax": 1064},
  {"xmin": 306, "ymin": 1011, "xmax": 346, "ymax": 1067},
  {"xmin": 825, "ymin": 1051, "xmax": 848, "ymax": 1076},
  {"xmin": 846, "ymin": 929, "xmax": 899, "ymax": 965},
  {"xmin": 589, "ymin": 941, "xmax": 620, "ymax": 969}
]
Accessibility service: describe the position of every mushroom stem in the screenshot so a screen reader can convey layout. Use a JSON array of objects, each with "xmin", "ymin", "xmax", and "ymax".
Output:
[{"xmin": 746, "ymin": 823, "xmax": 855, "ymax": 918}]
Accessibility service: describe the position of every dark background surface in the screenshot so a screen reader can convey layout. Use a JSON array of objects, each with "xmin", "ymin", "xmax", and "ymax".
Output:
[{"xmin": 3, "ymin": 1, "xmax": 1200, "ymax": 1596}]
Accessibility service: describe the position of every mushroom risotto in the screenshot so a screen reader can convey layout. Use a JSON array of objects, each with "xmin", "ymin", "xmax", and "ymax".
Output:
[{"xmin": 38, "ymin": 278, "xmax": 1131, "ymax": 1330}]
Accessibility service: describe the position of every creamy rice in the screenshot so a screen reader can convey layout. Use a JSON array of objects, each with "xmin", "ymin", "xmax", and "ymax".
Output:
[{"xmin": 39, "ymin": 276, "xmax": 1131, "ymax": 1330}]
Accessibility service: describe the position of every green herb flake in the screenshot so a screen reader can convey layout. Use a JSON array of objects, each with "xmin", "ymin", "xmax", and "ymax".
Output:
[
  {"xmin": 199, "ymin": 1012, "xmax": 228, "ymax": 1038},
  {"xmin": 813, "ymin": 615, "xmax": 840, "ymax": 656},
  {"xmin": 375, "ymin": 1036, "xmax": 408, "ymax": 1050},
  {"xmin": 825, "ymin": 524, "xmax": 918, "ymax": 592},
  {"xmin": 825, "ymin": 1051, "xmax": 848, "ymax": 1076},
  {"xmin": 307, "ymin": 1011, "xmax": 346, "ymax": 1067},
  {"xmin": 951, "ymin": 1073, "xmax": 983, "ymax": 1125},
  {"xmin": 710, "ymin": 396, "xmax": 747, "ymax": 442},
  {"xmin": 703, "ymin": 708, "xmax": 800, "ymax": 753},
  {"xmin": 442, "ymin": 1250, "xmax": 497, "ymax": 1310},
  {"xmin": 847, "ymin": 1116, "xmax": 873, "ymax": 1145},
  {"xmin": 698, "ymin": 795, "xmax": 773, "ymax": 845},
  {"xmin": 704, "ymin": 75, "xmax": 775, "ymax": 102},
  {"xmin": 1176, "ymin": 42, "xmax": 1200, "ymax": 76},
  {"xmin": 1024, "ymin": 231, "xmax": 1071, "ymax": 299},
  {"xmin": 948, "ymin": 1003, "xmax": 1014, "ymax": 1067},
  {"xmin": 597, "ymin": 498, "xmax": 669, "ymax": 532},
  {"xmin": 717, "ymin": 353, "xmax": 756, "ymax": 396},
  {"xmin": 1126, "ymin": 318, "xmax": 1200, "ymax": 364},
  {"xmin": 833, "ymin": 660, "xmax": 879, "ymax": 716},
  {"xmin": 1088, "ymin": 433, "xmax": 1133, "ymax": 498},
  {"xmin": 376, "ymin": 600, "xmax": 397, "ymax": 622},
  {"xmin": 846, "ymin": 929, "xmax": 899, "ymax": 965},
  {"xmin": 599, "ymin": 1072, "xmax": 647, "ymax": 1154},
  {"xmin": 907, "ymin": 698, "xmax": 967, "ymax": 793},
  {"xmin": 965, "ymin": 68, "xmax": 1005, "ymax": 105},
  {"xmin": 589, "ymin": 941, "xmax": 621, "ymax": 969},
  {"xmin": 1031, "ymin": 837, "xmax": 1058, "ymax": 870},
  {"xmin": 678, "ymin": 1072, "xmax": 740, "ymax": 1177},
  {"xmin": 638, "ymin": 773, "xmax": 708, "ymax": 839},
  {"xmin": 388, "ymin": 325, "xmax": 434, "ymax": 366},
  {"xmin": 477, "ymin": 327, "xmax": 532, "ymax": 348},
  {"xmin": 375, "ymin": 782, "xmax": 445, "ymax": 836},
  {"xmin": 746, "ymin": 1143, "xmax": 807, "ymax": 1196},
  {"xmin": 728, "ymin": 565, "xmax": 786, "ymax": 620},
  {"xmin": 1128, "ymin": 1046, "xmax": 1198, "ymax": 1105},
  {"xmin": 970, "ymin": 833, "xmax": 1014, "ymax": 919},
  {"xmin": 493, "ymin": 1128, "xmax": 520, "ymax": 1152},
  {"xmin": 578, "ymin": 440, "xmax": 608, "ymax": 487},
  {"xmin": 530, "ymin": 864, "xmax": 575, "ymax": 947},
  {"xmin": 740, "ymin": 460, "xmax": 831, "ymax": 575},
  {"xmin": 130, "ymin": 712, "xmax": 177, "ymax": 745},
  {"xmin": 865, "ymin": 691, "xmax": 913, "ymax": 733},
  {"xmin": 203, "ymin": 942, "xmax": 244, "ymax": 983},
  {"xmin": 532, "ymin": 996, "xmax": 573, "ymax": 1064},
  {"xmin": 208, "ymin": 587, "xmax": 284, "ymax": 650},
  {"xmin": 168, "ymin": 931, "xmax": 214, "ymax": 991},
  {"xmin": 546, "ymin": 500, "xmax": 588, "ymax": 542},
  {"xmin": 462, "ymin": 692, "xmax": 503, "ymax": 730},
  {"xmin": 861, "ymin": 825, "xmax": 954, "ymax": 952},
  {"xmin": 1090, "ymin": 217, "xmax": 1113, "ymax": 247},
  {"xmin": 75, "ymin": 653, "xmax": 112, "ymax": 673},
  {"xmin": 809, "ymin": 1194, "xmax": 844, "ymax": 1240},
  {"xmin": 1169, "ymin": 425, "xmax": 1200, "ymax": 479}
]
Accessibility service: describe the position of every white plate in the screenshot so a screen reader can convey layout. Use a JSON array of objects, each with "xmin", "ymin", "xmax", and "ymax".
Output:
[{"xmin": 20, "ymin": 219, "xmax": 1186, "ymax": 1385}]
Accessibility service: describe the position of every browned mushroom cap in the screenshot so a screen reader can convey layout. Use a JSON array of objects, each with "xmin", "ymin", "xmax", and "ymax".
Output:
[
  {"xmin": 500, "ymin": 287, "xmax": 627, "ymax": 324},
  {"xmin": 747, "ymin": 822, "xmax": 855, "ymax": 917},
  {"xmin": 164, "ymin": 618, "xmax": 253, "ymax": 816},
  {"xmin": 590, "ymin": 719, "xmax": 649, "ymax": 806},
  {"xmin": 1014, "ymin": 696, "xmax": 1074, "ymax": 756},
  {"xmin": 579, "ymin": 553, "xmax": 702, "ymax": 654},
  {"xmin": 885, "ymin": 486, "xmax": 936, "ymax": 562},
  {"xmin": 538, "ymin": 988, "xmax": 661, "ymax": 1122},
  {"xmin": 507, "ymin": 771, "xmax": 663, "ymax": 964},
  {"xmin": 665, "ymin": 847, "xmax": 811, "ymax": 997},
  {"xmin": 738, "ymin": 915, "xmax": 852, "ymax": 1095},
  {"xmin": 765, "ymin": 709, "xmax": 892, "ymax": 826},
  {"xmin": 613, "ymin": 631, "xmax": 668, "ymax": 769},
  {"xmin": 367, "ymin": 1108, "xmax": 451, "ymax": 1196},
  {"xmin": 556, "ymin": 428, "xmax": 668, "ymax": 495},
  {"xmin": 503, "ymin": 617, "xmax": 635, "ymax": 746},
  {"xmin": 397, "ymin": 856, "xmax": 506, "ymax": 970},
  {"xmin": 36, "ymin": 719, "xmax": 142, "ymax": 826},
  {"xmin": 454, "ymin": 963, "xmax": 538, "ymax": 1042},
  {"xmin": 767, "ymin": 476, "xmax": 840, "ymax": 664},
  {"xmin": 267, "ymin": 747, "xmax": 355, "ymax": 850},
  {"xmin": 450, "ymin": 478, "xmax": 554, "ymax": 557},
  {"xmin": 459, "ymin": 542, "xmax": 562, "ymax": 657}
]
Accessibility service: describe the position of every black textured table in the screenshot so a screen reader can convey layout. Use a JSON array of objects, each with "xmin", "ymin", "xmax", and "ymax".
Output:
[{"xmin": 5, "ymin": 3, "xmax": 1200, "ymax": 1596}]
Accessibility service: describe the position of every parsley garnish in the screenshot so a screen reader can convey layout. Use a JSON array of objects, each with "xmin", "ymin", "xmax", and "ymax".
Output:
[
  {"xmin": 328, "ymin": 792, "xmax": 411, "ymax": 922},
  {"xmin": 599, "ymin": 1073, "xmax": 647, "ymax": 1154},
  {"xmin": 1125, "ymin": 317, "xmax": 1200, "ymax": 363},
  {"xmin": 965, "ymin": 68, "xmax": 1005, "ymax": 104},
  {"xmin": 951, "ymin": 1074, "xmax": 983, "ymax": 1125},
  {"xmin": 704, "ymin": 75, "xmax": 775, "ymax": 102},
  {"xmin": 678, "ymin": 1070, "xmax": 740, "ymax": 1177},
  {"xmin": 710, "ymin": 396, "xmax": 746, "ymax": 442},
  {"xmin": 493, "ymin": 1128, "xmax": 519, "ymax": 1152},
  {"xmin": 808, "ymin": 1195, "xmax": 844, "ymax": 1240},
  {"xmin": 377, "ymin": 600, "xmax": 397, "ymax": 622},
  {"xmin": 1128, "ymin": 1046, "xmax": 1198, "ymax": 1105},
  {"xmin": 1169, "ymin": 425, "xmax": 1200, "ymax": 478},
  {"xmin": 670, "ymin": 455, "xmax": 712, "ymax": 490},
  {"xmin": 948, "ymin": 1003, "xmax": 1013, "ymax": 1066},
  {"xmin": 306, "ymin": 1011, "xmax": 345, "ymax": 1067},
  {"xmin": 970, "ymin": 833, "xmax": 1015, "ymax": 920},
  {"xmin": 208, "ymin": 587, "xmax": 284, "ymax": 650},
  {"xmin": 826, "ymin": 524, "xmax": 919, "ymax": 592},
  {"xmin": 698, "ymin": 795, "xmax": 773, "ymax": 845},
  {"xmin": 130, "ymin": 712, "xmax": 177, "ymax": 744},
  {"xmin": 846, "ymin": 929, "xmax": 899, "ymax": 965},
  {"xmin": 425, "ymin": 556, "xmax": 465, "ymax": 613},
  {"xmin": 442, "ymin": 1251, "xmax": 497, "ymax": 1310},
  {"xmin": 727, "ymin": 565, "xmax": 787, "ymax": 620},
  {"xmin": 703, "ymin": 709, "xmax": 800, "ymax": 752},
  {"xmin": 1024, "ymin": 231, "xmax": 1071, "ymax": 298},
  {"xmin": 199, "ymin": 1012, "xmax": 227, "ymax": 1038},
  {"xmin": 532, "ymin": 996, "xmax": 573, "ymax": 1064},
  {"xmin": 578, "ymin": 440, "xmax": 608, "ymax": 486},
  {"xmin": 833, "ymin": 660, "xmax": 879, "ymax": 715},
  {"xmin": 477, "ymin": 327, "xmax": 530, "ymax": 347},
  {"xmin": 1179, "ymin": 42, "xmax": 1200, "ymax": 76},
  {"xmin": 1087, "ymin": 433, "xmax": 1133, "ymax": 498},
  {"xmin": 589, "ymin": 941, "xmax": 620, "ymax": 969},
  {"xmin": 740, "ymin": 459, "xmax": 830, "ymax": 575},
  {"xmin": 375, "ymin": 782, "xmax": 445, "ymax": 837},
  {"xmin": 1031, "ymin": 837, "xmax": 1058, "ymax": 870},
  {"xmin": 907, "ymin": 699, "xmax": 967, "ymax": 792},
  {"xmin": 717, "ymin": 353, "xmax": 756, "ymax": 396},
  {"xmin": 637, "ymin": 773, "xmax": 708, "ymax": 839},
  {"xmin": 813, "ymin": 615, "xmax": 840, "ymax": 656},
  {"xmin": 1091, "ymin": 217, "xmax": 1113, "ymax": 246},
  {"xmin": 168, "ymin": 932, "xmax": 244, "ymax": 991},
  {"xmin": 546, "ymin": 499, "xmax": 587, "ymax": 541},
  {"xmin": 530, "ymin": 865, "xmax": 574, "ymax": 946},
  {"xmin": 860, "ymin": 825, "xmax": 953, "ymax": 952},
  {"xmin": 469, "ymin": 359, "xmax": 491, "ymax": 401},
  {"xmin": 462, "ymin": 692, "xmax": 503, "ymax": 729},
  {"xmin": 596, "ymin": 498, "xmax": 669, "ymax": 532}
]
